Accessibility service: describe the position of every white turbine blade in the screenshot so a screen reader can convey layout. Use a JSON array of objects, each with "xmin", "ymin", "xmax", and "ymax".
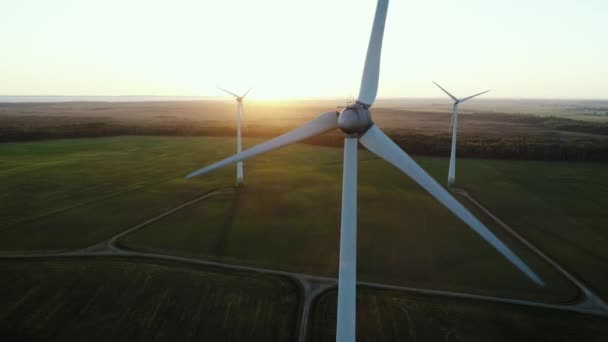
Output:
[
  {"xmin": 432, "ymin": 81, "xmax": 458, "ymax": 102},
  {"xmin": 336, "ymin": 137, "xmax": 358, "ymax": 342},
  {"xmin": 186, "ymin": 112, "xmax": 338, "ymax": 179},
  {"xmin": 241, "ymin": 88, "xmax": 253, "ymax": 99},
  {"xmin": 357, "ymin": 0, "xmax": 390, "ymax": 106},
  {"xmin": 359, "ymin": 125, "xmax": 544, "ymax": 286},
  {"xmin": 460, "ymin": 90, "xmax": 491, "ymax": 103},
  {"xmin": 218, "ymin": 87, "xmax": 239, "ymax": 98}
]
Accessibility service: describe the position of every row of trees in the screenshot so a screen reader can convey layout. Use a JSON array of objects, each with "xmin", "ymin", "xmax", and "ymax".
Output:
[{"xmin": 2, "ymin": 120, "xmax": 608, "ymax": 162}]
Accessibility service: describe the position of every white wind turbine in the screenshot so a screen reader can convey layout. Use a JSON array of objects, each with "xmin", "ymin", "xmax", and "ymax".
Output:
[
  {"xmin": 188, "ymin": 1, "xmax": 542, "ymax": 341},
  {"xmin": 219, "ymin": 87, "xmax": 251, "ymax": 186},
  {"xmin": 433, "ymin": 81, "xmax": 490, "ymax": 186}
]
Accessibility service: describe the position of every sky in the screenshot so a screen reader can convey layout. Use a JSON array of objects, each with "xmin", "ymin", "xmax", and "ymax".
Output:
[{"xmin": 0, "ymin": 0, "xmax": 606, "ymax": 99}]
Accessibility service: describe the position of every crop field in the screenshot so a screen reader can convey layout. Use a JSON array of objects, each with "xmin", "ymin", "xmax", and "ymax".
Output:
[
  {"xmin": 0, "ymin": 136, "xmax": 602, "ymax": 300},
  {"xmin": 0, "ymin": 257, "xmax": 299, "ymax": 342},
  {"xmin": 0, "ymin": 136, "xmax": 236, "ymax": 251},
  {"xmin": 0, "ymin": 135, "xmax": 607, "ymax": 340},
  {"xmin": 120, "ymin": 140, "xmax": 578, "ymax": 303},
  {"xmin": 309, "ymin": 287, "xmax": 608, "ymax": 342},
  {"xmin": 453, "ymin": 158, "xmax": 608, "ymax": 299}
]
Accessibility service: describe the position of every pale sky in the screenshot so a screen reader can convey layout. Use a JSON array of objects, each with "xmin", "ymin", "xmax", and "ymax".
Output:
[{"xmin": 1, "ymin": 0, "xmax": 606, "ymax": 99}]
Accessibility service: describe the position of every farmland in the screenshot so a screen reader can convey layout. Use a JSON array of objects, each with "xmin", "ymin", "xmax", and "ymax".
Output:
[
  {"xmin": 0, "ymin": 129, "xmax": 607, "ymax": 340},
  {"xmin": 0, "ymin": 136, "xmax": 234, "ymax": 251},
  {"xmin": 121, "ymin": 139, "xmax": 578, "ymax": 303},
  {"xmin": 454, "ymin": 158, "xmax": 608, "ymax": 299},
  {"xmin": 309, "ymin": 287, "xmax": 607, "ymax": 342},
  {"xmin": 0, "ymin": 136, "xmax": 581, "ymax": 301},
  {"xmin": 1, "ymin": 135, "xmax": 606, "ymax": 299},
  {"xmin": 0, "ymin": 257, "xmax": 299, "ymax": 342}
]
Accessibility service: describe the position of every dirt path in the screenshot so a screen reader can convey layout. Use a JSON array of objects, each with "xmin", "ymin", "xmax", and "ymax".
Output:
[{"xmin": 451, "ymin": 187, "xmax": 608, "ymax": 314}]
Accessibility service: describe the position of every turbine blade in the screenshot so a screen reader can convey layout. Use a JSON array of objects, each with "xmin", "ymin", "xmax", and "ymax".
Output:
[
  {"xmin": 460, "ymin": 90, "xmax": 491, "ymax": 103},
  {"xmin": 218, "ymin": 87, "xmax": 240, "ymax": 98},
  {"xmin": 336, "ymin": 137, "xmax": 358, "ymax": 342},
  {"xmin": 186, "ymin": 112, "xmax": 339, "ymax": 179},
  {"xmin": 359, "ymin": 125, "xmax": 544, "ymax": 286},
  {"xmin": 357, "ymin": 0, "xmax": 390, "ymax": 106},
  {"xmin": 241, "ymin": 88, "xmax": 253, "ymax": 99},
  {"xmin": 432, "ymin": 81, "xmax": 459, "ymax": 102}
]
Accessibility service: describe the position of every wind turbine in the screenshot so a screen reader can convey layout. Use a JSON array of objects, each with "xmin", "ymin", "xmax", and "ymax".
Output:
[
  {"xmin": 188, "ymin": 1, "xmax": 542, "ymax": 341},
  {"xmin": 219, "ymin": 87, "xmax": 251, "ymax": 186},
  {"xmin": 433, "ymin": 81, "xmax": 490, "ymax": 186}
]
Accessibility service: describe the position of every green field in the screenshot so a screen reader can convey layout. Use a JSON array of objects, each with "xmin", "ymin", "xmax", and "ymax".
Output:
[
  {"xmin": 452, "ymin": 158, "xmax": 608, "ymax": 299},
  {"xmin": 120, "ymin": 139, "xmax": 576, "ymax": 302},
  {"xmin": 2, "ymin": 136, "xmax": 604, "ymax": 301},
  {"xmin": 309, "ymin": 287, "xmax": 607, "ymax": 342},
  {"xmin": 0, "ymin": 258, "xmax": 299, "ymax": 342},
  {"xmin": 0, "ymin": 137, "xmax": 235, "ymax": 250},
  {"xmin": 1, "ymin": 136, "xmax": 607, "ymax": 340}
]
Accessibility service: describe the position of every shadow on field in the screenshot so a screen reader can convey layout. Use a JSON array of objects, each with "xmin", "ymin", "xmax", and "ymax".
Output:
[{"xmin": 212, "ymin": 190, "xmax": 242, "ymax": 259}]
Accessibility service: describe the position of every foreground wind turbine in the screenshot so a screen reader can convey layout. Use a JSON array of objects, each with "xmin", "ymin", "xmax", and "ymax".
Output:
[
  {"xmin": 433, "ymin": 81, "xmax": 490, "ymax": 186},
  {"xmin": 188, "ymin": 1, "xmax": 542, "ymax": 340},
  {"xmin": 219, "ymin": 87, "xmax": 251, "ymax": 186}
]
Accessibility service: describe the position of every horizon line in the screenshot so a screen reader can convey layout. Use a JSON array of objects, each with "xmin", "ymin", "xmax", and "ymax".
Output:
[{"xmin": 1, "ymin": 95, "xmax": 607, "ymax": 102}]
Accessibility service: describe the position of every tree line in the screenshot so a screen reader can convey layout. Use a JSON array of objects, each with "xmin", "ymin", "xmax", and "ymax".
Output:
[{"xmin": 2, "ymin": 119, "xmax": 608, "ymax": 162}]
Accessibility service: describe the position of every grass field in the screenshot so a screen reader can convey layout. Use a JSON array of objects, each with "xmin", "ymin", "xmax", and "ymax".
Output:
[
  {"xmin": 0, "ymin": 136, "xmax": 236, "ymax": 250},
  {"xmin": 0, "ymin": 257, "xmax": 299, "ymax": 342},
  {"xmin": 0, "ymin": 136, "xmax": 606, "ymax": 302},
  {"xmin": 1, "ymin": 135, "xmax": 607, "ymax": 340},
  {"xmin": 450, "ymin": 158, "xmax": 608, "ymax": 299},
  {"xmin": 309, "ymin": 287, "xmax": 608, "ymax": 342},
  {"xmin": 121, "ymin": 142, "xmax": 578, "ymax": 303}
]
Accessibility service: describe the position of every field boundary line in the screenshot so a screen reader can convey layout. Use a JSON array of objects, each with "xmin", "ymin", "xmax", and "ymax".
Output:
[
  {"xmin": 2, "ymin": 251, "xmax": 607, "ymax": 319},
  {"xmin": 0, "ymin": 171, "xmax": 196, "ymax": 232},
  {"xmin": 451, "ymin": 186, "xmax": 608, "ymax": 314}
]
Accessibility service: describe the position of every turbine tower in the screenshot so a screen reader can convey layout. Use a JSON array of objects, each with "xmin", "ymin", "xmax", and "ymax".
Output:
[
  {"xmin": 219, "ymin": 87, "xmax": 251, "ymax": 186},
  {"xmin": 189, "ymin": 2, "xmax": 542, "ymax": 341},
  {"xmin": 433, "ymin": 81, "xmax": 490, "ymax": 186}
]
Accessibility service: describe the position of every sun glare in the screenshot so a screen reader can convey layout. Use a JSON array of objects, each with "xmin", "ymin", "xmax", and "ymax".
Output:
[{"xmin": 0, "ymin": 0, "xmax": 606, "ymax": 98}]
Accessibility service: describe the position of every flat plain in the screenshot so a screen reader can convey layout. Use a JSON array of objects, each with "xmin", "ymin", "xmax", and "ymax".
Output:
[
  {"xmin": 309, "ymin": 287, "xmax": 607, "ymax": 342},
  {"xmin": 0, "ymin": 257, "xmax": 299, "ymax": 342},
  {"xmin": 0, "ymin": 136, "xmax": 582, "ymax": 302},
  {"xmin": 1, "ymin": 98, "xmax": 607, "ymax": 341}
]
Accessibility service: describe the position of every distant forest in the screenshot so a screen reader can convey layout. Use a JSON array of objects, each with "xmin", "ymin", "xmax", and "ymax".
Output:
[{"xmin": 2, "ymin": 114, "xmax": 608, "ymax": 162}]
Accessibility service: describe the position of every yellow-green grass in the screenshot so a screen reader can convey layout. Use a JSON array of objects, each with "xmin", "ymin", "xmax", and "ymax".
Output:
[
  {"xmin": 309, "ymin": 287, "xmax": 607, "ymax": 342},
  {"xmin": 0, "ymin": 136, "xmax": 238, "ymax": 250},
  {"xmin": 2, "ymin": 136, "xmax": 606, "ymax": 303},
  {"xmin": 451, "ymin": 158, "xmax": 608, "ymax": 299},
  {"xmin": 0, "ymin": 257, "xmax": 299, "ymax": 342},
  {"xmin": 120, "ymin": 139, "xmax": 576, "ymax": 303}
]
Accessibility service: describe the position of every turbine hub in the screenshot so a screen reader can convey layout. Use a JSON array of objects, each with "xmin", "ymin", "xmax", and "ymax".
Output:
[{"xmin": 338, "ymin": 103, "xmax": 373, "ymax": 135}]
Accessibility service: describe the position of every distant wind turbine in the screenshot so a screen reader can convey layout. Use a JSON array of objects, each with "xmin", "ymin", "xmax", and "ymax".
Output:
[
  {"xmin": 433, "ymin": 81, "xmax": 490, "ymax": 186},
  {"xmin": 189, "ymin": 2, "xmax": 541, "ymax": 341},
  {"xmin": 219, "ymin": 87, "xmax": 251, "ymax": 186}
]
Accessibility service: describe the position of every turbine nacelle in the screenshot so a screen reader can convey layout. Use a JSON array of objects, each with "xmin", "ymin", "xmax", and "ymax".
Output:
[
  {"xmin": 219, "ymin": 87, "xmax": 251, "ymax": 103},
  {"xmin": 338, "ymin": 103, "xmax": 373, "ymax": 135}
]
